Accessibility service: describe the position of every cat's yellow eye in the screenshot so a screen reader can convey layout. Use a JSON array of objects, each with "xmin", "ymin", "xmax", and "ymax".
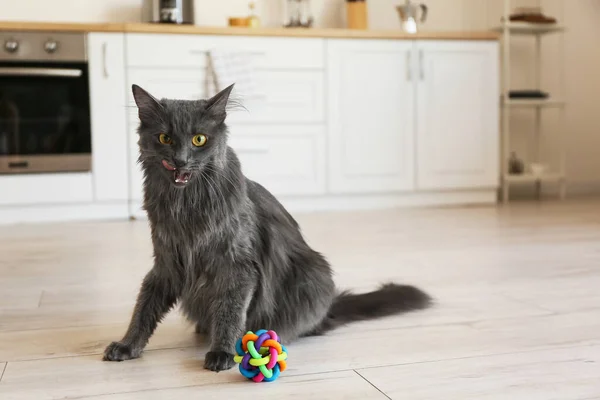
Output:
[
  {"xmin": 159, "ymin": 133, "xmax": 172, "ymax": 145},
  {"xmin": 192, "ymin": 134, "xmax": 207, "ymax": 147}
]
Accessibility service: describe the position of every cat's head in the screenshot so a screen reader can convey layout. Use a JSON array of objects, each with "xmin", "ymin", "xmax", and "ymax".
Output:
[{"xmin": 132, "ymin": 84, "xmax": 234, "ymax": 188}]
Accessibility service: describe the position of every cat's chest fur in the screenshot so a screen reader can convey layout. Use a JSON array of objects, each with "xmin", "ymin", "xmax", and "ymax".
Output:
[
  {"xmin": 148, "ymin": 183, "xmax": 227, "ymax": 239},
  {"xmin": 147, "ymin": 182, "xmax": 253, "ymax": 270}
]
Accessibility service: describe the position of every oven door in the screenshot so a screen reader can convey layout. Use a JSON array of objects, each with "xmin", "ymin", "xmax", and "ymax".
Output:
[{"xmin": 0, "ymin": 62, "xmax": 91, "ymax": 174}]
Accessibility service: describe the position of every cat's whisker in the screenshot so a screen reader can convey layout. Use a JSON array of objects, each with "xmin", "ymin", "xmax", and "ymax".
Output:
[
  {"xmin": 201, "ymin": 170, "xmax": 227, "ymax": 214},
  {"xmin": 204, "ymin": 165, "xmax": 239, "ymax": 189}
]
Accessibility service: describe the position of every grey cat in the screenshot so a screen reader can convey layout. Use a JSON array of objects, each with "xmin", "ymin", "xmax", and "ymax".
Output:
[{"xmin": 103, "ymin": 84, "xmax": 432, "ymax": 372}]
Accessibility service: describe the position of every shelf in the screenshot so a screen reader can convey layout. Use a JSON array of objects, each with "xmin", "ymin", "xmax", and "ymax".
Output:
[
  {"xmin": 493, "ymin": 22, "xmax": 565, "ymax": 35},
  {"xmin": 502, "ymin": 98, "xmax": 565, "ymax": 108},
  {"xmin": 504, "ymin": 173, "xmax": 564, "ymax": 183}
]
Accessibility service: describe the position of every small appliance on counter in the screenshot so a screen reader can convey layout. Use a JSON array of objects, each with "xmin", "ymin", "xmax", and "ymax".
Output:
[
  {"xmin": 142, "ymin": 0, "xmax": 194, "ymax": 24},
  {"xmin": 396, "ymin": 0, "xmax": 428, "ymax": 34},
  {"xmin": 284, "ymin": 0, "xmax": 314, "ymax": 28}
]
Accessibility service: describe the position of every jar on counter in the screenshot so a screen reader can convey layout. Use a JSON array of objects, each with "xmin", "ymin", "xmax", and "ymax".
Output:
[{"xmin": 346, "ymin": 0, "xmax": 368, "ymax": 29}]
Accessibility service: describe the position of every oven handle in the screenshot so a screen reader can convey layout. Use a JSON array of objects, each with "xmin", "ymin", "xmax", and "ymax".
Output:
[{"xmin": 0, "ymin": 67, "xmax": 83, "ymax": 78}]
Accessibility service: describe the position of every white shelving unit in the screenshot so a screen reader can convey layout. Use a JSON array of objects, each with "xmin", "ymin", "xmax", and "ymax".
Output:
[{"xmin": 497, "ymin": 2, "xmax": 567, "ymax": 203}]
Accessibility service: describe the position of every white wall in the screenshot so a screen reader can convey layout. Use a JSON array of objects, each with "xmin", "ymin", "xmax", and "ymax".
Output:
[
  {"xmin": 1, "ymin": 0, "xmax": 598, "ymax": 193},
  {"xmin": 0, "ymin": 0, "xmax": 143, "ymax": 23}
]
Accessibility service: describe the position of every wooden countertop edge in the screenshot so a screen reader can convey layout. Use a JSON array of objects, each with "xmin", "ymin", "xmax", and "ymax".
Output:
[{"xmin": 0, "ymin": 21, "xmax": 500, "ymax": 40}]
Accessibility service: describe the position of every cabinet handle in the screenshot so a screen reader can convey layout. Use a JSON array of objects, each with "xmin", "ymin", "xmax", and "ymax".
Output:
[
  {"xmin": 419, "ymin": 49, "xmax": 424, "ymax": 80},
  {"xmin": 0, "ymin": 67, "xmax": 82, "ymax": 77},
  {"xmin": 102, "ymin": 42, "xmax": 109, "ymax": 78},
  {"xmin": 406, "ymin": 52, "xmax": 412, "ymax": 81}
]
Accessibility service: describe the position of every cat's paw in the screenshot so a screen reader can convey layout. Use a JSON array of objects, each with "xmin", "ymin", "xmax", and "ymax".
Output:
[
  {"xmin": 203, "ymin": 350, "xmax": 235, "ymax": 372},
  {"xmin": 103, "ymin": 341, "xmax": 141, "ymax": 362}
]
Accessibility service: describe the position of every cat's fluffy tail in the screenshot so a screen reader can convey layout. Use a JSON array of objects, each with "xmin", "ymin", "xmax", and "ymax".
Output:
[{"xmin": 310, "ymin": 283, "xmax": 432, "ymax": 335}]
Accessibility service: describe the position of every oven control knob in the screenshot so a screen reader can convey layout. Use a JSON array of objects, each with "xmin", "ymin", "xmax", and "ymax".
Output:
[
  {"xmin": 4, "ymin": 39, "xmax": 19, "ymax": 53},
  {"xmin": 44, "ymin": 40, "xmax": 58, "ymax": 54}
]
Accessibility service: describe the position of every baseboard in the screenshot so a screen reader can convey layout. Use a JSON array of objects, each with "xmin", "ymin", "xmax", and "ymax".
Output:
[
  {"xmin": 279, "ymin": 190, "xmax": 497, "ymax": 213},
  {"xmin": 128, "ymin": 190, "xmax": 498, "ymax": 219},
  {"xmin": 0, "ymin": 202, "xmax": 129, "ymax": 225},
  {"xmin": 505, "ymin": 180, "xmax": 600, "ymax": 201},
  {"xmin": 566, "ymin": 181, "xmax": 600, "ymax": 196}
]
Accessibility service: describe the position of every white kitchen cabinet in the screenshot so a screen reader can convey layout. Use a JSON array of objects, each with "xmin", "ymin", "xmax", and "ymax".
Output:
[
  {"xmin": 126, "ymin": 34, "xmax": 324, "ymax": 69},
  {"xmin": 88, "ymin": 33, "xmax": 129, "ymax": 201},
  {"xmin": 416, "ymin": 41, "xmax": 499, "ymax": 190},
  {"xmin": 327, "ymin": 39, "xmax": 416, "ymax": 194}
]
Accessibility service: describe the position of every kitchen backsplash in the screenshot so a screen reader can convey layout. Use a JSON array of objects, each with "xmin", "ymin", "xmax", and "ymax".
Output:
[{"xmin": 0, "ymin": 0, "xmax": 508, "ymax": 31}]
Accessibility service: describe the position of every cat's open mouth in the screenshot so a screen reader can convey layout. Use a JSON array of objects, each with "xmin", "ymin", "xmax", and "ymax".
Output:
[
  {"xmin": 162, "ymin": 160, "xmax": 192, "ymax": 187},
  {"xmin": 173, "ymin": 170, "xmax": 192, "ymax": 186}
]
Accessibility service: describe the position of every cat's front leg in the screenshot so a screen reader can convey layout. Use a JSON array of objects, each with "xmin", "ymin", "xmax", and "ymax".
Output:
[
  {"xmin": 204, "ymin": 277, "xmax": 254, "ymax": 372},
  {"xmin": 103, "ymin": 266, "xmax": 180, "ymax": 361}
]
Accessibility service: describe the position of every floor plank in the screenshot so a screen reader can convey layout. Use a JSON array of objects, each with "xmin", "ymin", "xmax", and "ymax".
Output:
[
  {"xmin": 0, "ymin": 363, "xmax": 6, "ymax": 383},
  {"xmin": 357, "ymin": 345, "xmax": 600, "ymax": 400},
  {"xmin": 75, "ymin": 371, "xmax": 388, "ymax": 400}
]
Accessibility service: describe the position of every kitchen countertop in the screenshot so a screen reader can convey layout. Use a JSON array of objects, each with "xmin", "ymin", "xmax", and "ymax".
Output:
[{"xmin": 0, "ymin": 21, "xmax": 499, "ymax": 40}]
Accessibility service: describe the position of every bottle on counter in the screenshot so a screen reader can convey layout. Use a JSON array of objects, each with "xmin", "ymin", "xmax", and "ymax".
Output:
[
  {"xmin": 346, "ymin": 0, "xmax": 368, "ymax": 30},
  {"xmin": 247, "ymin": 1, "xmax": 261, "ymax": 28},
  {"xmin": 283, "ymin": 0, "xmax": 314, "ymax": 28}
]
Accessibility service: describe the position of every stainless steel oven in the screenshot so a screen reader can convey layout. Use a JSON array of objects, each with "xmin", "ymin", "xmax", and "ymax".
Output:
[{"xmin": 0, "ymin": 31, "xmax": 91, "ymax": 174}]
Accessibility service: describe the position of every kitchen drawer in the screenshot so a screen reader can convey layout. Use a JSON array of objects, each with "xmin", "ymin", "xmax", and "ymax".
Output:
[
  {"xmin": 229, "ymin": 70, "xmax": 324, "ymax": 124},
  {"xmin": 126, "ymin": 34, "xmax": 324, "ymax": 69},
  {"xmin": 229, "ymin": 126, "xmax": 326, "ymax": 196},
  {"xmin": 127, "ymin": 69, "xmax": 324, "ymax": 123},
  {"xmin": 0, "ymin": 173, "xmax": 94, "ymax": 206},
  {"xmin": 127, "ymin": 69, "xmax": 207, "ymax": 102}
]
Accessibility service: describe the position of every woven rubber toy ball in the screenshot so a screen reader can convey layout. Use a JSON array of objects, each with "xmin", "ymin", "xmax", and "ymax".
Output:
[{"xmin": 234, "ymin": 329, "xmax": 288, "ymax": 382}]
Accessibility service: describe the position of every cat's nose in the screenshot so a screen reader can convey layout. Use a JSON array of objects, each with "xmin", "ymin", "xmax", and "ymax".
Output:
[{"xmin": 173, "ymin": 158, "xmax": 188, "ymax": 169}]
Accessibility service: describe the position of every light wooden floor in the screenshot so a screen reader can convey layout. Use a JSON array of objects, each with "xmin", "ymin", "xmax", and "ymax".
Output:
[{"xmin": 1, "ymin": 200, "xmax": 600, "ymax": 399}]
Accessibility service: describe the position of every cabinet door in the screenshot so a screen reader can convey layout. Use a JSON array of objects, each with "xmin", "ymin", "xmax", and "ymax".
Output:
[
  {"xmin": 88, "ymin": 33, "xmax": 129, "ymax": 201},
  {"xmin": 416, "ymin": 41, "xmax": 499, "ymax": 190},
  {"xmin": 327, "ymin": 39, "xmax": 415, "ymax": 194}
]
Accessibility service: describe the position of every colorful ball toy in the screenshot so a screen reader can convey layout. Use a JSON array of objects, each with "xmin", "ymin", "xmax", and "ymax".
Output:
[{"xmin": 234, "ymin": 329, "xmax": 288, "ymax": 382}]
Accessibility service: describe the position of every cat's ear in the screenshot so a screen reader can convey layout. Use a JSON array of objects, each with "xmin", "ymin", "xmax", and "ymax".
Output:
[
  {"xmin": 205, "ymin": 83, "xmax": 235, "ymax": 122},
  {"xmin": 132, "ymin": 84, "xmax": 163, "ymax": 125}
]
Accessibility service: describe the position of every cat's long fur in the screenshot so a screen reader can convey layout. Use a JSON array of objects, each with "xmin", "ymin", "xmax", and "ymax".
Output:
[{"xmin": 103, "ymin": 84, "xmax": 432, "ymax": 371}]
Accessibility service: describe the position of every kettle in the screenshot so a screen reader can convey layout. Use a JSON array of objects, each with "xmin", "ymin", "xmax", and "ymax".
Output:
[{"xmin": 396, "ymin": 0, "xmax": 428, "ymax": 34}]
